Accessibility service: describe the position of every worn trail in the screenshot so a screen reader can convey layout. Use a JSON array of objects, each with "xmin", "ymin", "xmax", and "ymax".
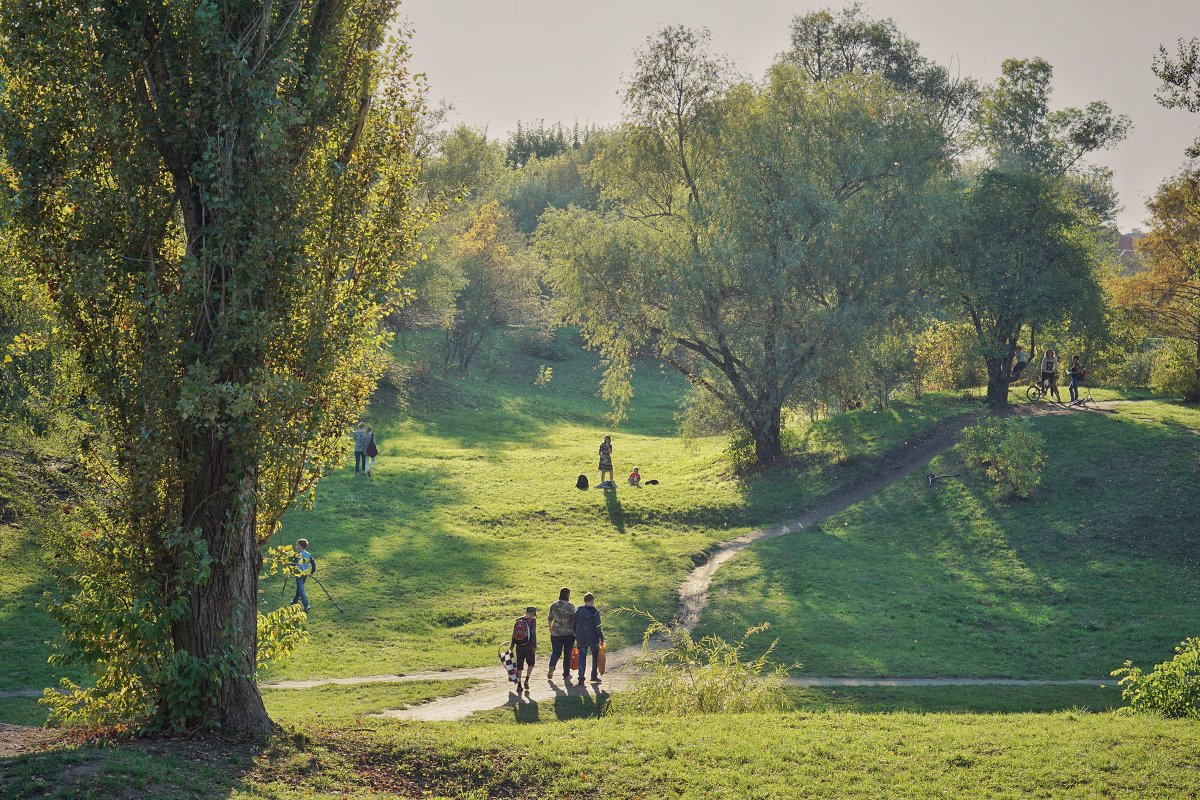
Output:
[{"xmin": 4, "ymin": 401, "xmax": 1130, "ymax": 721}]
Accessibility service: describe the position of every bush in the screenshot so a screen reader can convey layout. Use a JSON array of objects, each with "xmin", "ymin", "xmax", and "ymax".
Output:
[
  {"xmin": 610, "ymin": 610, "xmax": 791, "ymax": 717},
  {"xmin": 1151, "ymin": 340, "xmax": 1200, "ymax": 401},
  {"xmin": 957, "ymin": 417, "xmax": 1046, "ymax": 498},
  {"xmin": 515, "ymin": 327, "xmax": 571, "ymax": 362},
  {"xmin": 1112, "ymin": 637, "xmax": 1200, "ymax": 719},
  {"xmin": 1118, "ymin": 348, "xmax": 1155, "ymax": 388},
  {"xmin": 915, "ymin": 321, "xmax": 985, "ymax": 392}
]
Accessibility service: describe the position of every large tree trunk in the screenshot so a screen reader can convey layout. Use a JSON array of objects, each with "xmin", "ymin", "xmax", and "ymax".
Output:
[
  {"xmin": 749, "ymin": 403, "xmax": 784, "ymax": 465},
  {"xmin": 985, "ymin": 355, "xmax": 1010, "ymax": 407},
  {"xmin": 172, "ymin": 438, "xmax": 272, "ymax": 735}
]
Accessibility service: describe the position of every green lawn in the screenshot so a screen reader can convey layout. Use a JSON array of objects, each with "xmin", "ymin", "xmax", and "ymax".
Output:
[
  {"xmin": 699, "ymin": 399, "xmax": 1200, "ymax": 679},
  {"xmin": 0, "ymin": 524, "xmax": 84, "ymax": 692},
  {"xmin": 257, "ymin": 332, "xmax": 975, "ymax": 682},
  {"xmin": 3, "ymin": 711, "xmax": 1198, "ymax": 799},
  {"xmin": 1, "ymin": 331, "xmax": 975, "ymax": 692}
]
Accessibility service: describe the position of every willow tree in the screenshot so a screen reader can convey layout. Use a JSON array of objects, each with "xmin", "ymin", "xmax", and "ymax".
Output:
[
  {"xmin": 0, "ymin": 0, "xmax": 428, "ymax": 733},
  {"xmin": 542, "ymin": 27, "xmax": 952, "ymax": 465}
]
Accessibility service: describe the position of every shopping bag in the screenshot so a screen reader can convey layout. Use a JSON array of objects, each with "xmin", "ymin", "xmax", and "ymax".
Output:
[
  {"xmin": 569, "ymin": 646, "xmax": 579, "ymax": 671},
  {"xmin": 597, "ymin": 642, "xmax": 607, "ymax": 676}
]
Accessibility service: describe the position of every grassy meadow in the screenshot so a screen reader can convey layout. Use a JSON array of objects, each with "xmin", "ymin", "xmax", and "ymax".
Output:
[
  {"xmin": 257, "ymin": 332, "xmax": 975, "ymax": 681},
  {"xmin": 698, "ymin": 399, "xmax": 1200, "ymax": 679}
]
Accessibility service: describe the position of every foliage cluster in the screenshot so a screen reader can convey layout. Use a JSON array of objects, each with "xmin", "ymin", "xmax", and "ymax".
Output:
[
  {"xmin": 957, "ymin": 417, "xmax": 1046, "ymax": 498},
  {"xmin": 1113, "ymin": 637, "xmax": 1200, "ymax": 719},
  {"xmin": 0, "ymin": 0, "xmax": 431, "ymax": 733},
  {"xmin": 613, "ymin": 610, "xmax": 790, "ymax": 716}
]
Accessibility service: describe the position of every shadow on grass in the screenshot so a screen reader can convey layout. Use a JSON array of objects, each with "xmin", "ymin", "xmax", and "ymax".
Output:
[
  {"xmin": 0, "ymin": 737, "xmax": 263, "ymax": 799},
  {"xmin": 603, "ymin": 488, "xmax": 625, "ymax": 534},
  {"xmin": 699, "ymin": 406, "xmax": 1200, "ymax": 680}
]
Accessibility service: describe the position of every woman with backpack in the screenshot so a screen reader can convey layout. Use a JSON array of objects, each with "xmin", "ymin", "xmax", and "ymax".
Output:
[
  {"xmin": 1068, "ymin": 355, "xmax": 1085, "ymax": 403},
  {"xmin": 510, "ymin": 606, "xmax": 538, "ymax": 692}
]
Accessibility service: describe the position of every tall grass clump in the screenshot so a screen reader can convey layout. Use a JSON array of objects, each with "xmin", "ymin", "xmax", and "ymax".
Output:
[
  {"xmin": 610, "ymin": 610, "xmax": 791, "ymax": 716},
  {"xmin": 1112, "ymin": 637, "xmax": 1200, "ymax": 719}
]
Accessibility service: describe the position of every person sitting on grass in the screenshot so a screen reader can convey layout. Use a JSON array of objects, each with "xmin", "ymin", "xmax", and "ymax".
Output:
[
  {"xmin": 510, "ymin": 606, "xmax": 538, "ymax": 693},
  {"xmin": 291, "ymin": 538, "xmax": 316, "ymax": 613},
  {"xmin": 547, "ymin": 588, "xmax": 577, "ymax": 683},
  {"xmin": 628, "ymin": 467, "xmax": 641, "ymax": 487},
  {"xmin": 574, "ymin": 592, "xmax": 605, "ymax": 684}
]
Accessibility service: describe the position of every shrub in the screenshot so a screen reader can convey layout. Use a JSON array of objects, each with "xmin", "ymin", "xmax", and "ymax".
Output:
[
  {"xmin": 957, "ymin": 417, "xmax": 1046, "ymax": 498},
  {"xmin": 1112, "ymin": 637, "xmax": 1200, "ymax": 719},
  {"xmin": 1151, "ymin": 340, "xmax": 1200, "ymax": 401},
  {"xmin": 534, "ymin": 364, "xmax": 553, "ymax": 388},
  {"xmin": 515, "ymin": 327, "xmax": 571, "ymax": 362},
  {"xmin": 1118, "ymin": 348, "xmax": 1155, "ymax": 388},
  {"xmin": 915, "ymin": 321, "xmax": 985, "ymax": 392},
  {"xmin": 610, "ymin": 610, "xmax": 791, "ymax": 717}
]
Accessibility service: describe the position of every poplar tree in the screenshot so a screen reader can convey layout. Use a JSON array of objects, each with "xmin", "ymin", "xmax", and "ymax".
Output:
[{"xmin": 0, "ymin": 0, "xmax": 428, "ymax": 732}]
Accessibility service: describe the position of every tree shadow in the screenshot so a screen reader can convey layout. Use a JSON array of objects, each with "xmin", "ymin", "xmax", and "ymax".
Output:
[{"xmin": 695, "ymin": 407, "xmax": 1200, "ymax": 688}]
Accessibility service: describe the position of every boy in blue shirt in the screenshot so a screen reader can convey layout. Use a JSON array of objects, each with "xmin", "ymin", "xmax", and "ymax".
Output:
[{"xmin": 291, "ymin": 538, "xmax": 316, "ymax": 613}]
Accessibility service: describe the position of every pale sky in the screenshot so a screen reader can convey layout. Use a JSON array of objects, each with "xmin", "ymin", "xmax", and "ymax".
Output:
[{"xmin": 400, "ymin": 0, "xmax": 1199, "ymax": 233}]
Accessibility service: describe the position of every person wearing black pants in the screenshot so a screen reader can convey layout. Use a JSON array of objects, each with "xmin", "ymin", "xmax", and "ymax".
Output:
[
  {"xmin": 546, "ymin": 587, "xmax": 576, "ymax": 682},
  {"xmin": 573, "ymin": 592, "xmax": 605, "ymax": 684},
  {"xmin": 1068, "ymin": 355, "xmax": 1084, "ymax": 402}
]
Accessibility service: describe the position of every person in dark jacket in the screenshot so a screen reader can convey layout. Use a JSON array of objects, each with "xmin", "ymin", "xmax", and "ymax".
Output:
[
  {"xmin": 1067, "ymin": 355, "xmax": 1085, "ymax": 403},
  {"xmin": 573, "ymin": 592, "xmax": 605, "ymax": 684}
]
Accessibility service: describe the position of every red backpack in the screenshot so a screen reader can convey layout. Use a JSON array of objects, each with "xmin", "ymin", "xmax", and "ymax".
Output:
[{"xmin": 512, "ymin": 617, "xmax": 531, "ymax": 644}]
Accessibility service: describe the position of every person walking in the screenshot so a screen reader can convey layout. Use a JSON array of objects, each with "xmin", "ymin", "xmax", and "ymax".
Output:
[
  {"xmin": 365, "ymin": 425, "xmax": 378, "ymax": 476},
  {"xmin": 1040, "ymin": 349, "xmax": 1060, "ymax": 402},
  {"xmin": 510, "ymin": 606, "xmax": 538, "ymax": 692},
  {"xmin": 598, "ymin": 436, "xmax": 614, "ymax": 486},
  {"xmin": 547, "ymin": 587, "xmax": 576, "ymax": 682},
  {"xmin": 291, "ymin": 538, "xmax": 316, "ymax": 613},
  {"xmin": 1068, "ymin": 355, "xmax": 1085, "ymax": 403},
  {"xmin": 353, "ymin": 422, "xmax": 368, "ymax": 475},
  {"xmin": 573, "ymin": 592, "xmax": 605, "ymax": 684}
]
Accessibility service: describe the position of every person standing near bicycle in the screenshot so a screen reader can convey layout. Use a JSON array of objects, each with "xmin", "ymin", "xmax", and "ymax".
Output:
[
  {"xmin": 1040, "ymin": 349, "xmax": 1061, "ymax": 402},
  {"xmin": 1068, "ymin": 355, "xmax": 1085, "ymax": 403}
]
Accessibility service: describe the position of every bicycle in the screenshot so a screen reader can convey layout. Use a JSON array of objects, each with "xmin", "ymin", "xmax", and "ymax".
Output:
[{"xmin": 1024, "ymin": 375, "xmax": 1059, "ymax": 403}]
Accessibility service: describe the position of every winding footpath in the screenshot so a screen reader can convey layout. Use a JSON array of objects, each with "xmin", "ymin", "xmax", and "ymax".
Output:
[
  {"xmin": 265, "ymin": 401, "xmax": 1123, "ymax": 721},
  {"xmin": 0, "ymin": 400, "xmax": 1127, "ymax": 724}
]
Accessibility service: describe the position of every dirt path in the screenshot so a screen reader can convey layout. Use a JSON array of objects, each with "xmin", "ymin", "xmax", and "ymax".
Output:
[{"xmin": 6, "ymin": 399, "xmax": 1133, "ymax": 729}]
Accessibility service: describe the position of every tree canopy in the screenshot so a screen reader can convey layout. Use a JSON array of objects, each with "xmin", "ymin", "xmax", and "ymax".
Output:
[
  {"xmin": 544, "ymin": 26, "xmax": 954, "ymax": 464},
  {"xmin": 0, "ymin": 0, "xmax": 428, "ymax": 733}
]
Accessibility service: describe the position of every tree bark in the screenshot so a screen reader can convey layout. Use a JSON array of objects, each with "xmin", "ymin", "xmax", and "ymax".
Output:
[
  {"xmin": 172, "ymin": 437, "xmax": 273, "ymax": 735},
  {"xmin": 749, "ymin": 403, "xmax": 784, "ymax": 465},
  {"xmin": 985, "ymin": 355, "xmax": 1010, "ymax": 407}
]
